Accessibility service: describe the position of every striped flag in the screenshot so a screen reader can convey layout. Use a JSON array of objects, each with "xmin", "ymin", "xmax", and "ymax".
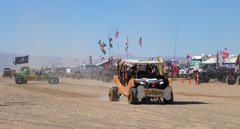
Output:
[{"xmin": 222, "ymin": 48, "xmax": 229, "ymax": 59}]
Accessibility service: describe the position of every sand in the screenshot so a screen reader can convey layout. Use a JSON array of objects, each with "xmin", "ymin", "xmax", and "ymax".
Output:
[{"xmin": 0, "ymin": 77, "xmax": 240, "ymax": 129}]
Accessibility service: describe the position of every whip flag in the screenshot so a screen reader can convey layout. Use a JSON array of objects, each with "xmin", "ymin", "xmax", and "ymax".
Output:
[
  {"xmin": 98, "ymin": 39, "xmax": 106, "ymax": 55},
  {"xmin": 125, "ymin": 37, "xmax": 129, "ymax": 52},
  {"xmin": 108, "ymin": 35, "xmax": 113, "ymax": 48},
  {"xmin": 222, "ymin": 48, "xmax": 229, "ymax": 59},
  {"xmin": 138, "ymin": 37, "xmax": 142, "ymax": 48},
  {"xmin": 115, "ymin": 30, "xmax": 119, "ymax": 39}
]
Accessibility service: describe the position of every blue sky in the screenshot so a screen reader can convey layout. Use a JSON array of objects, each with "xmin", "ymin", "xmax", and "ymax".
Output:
[{"xmin": 0, "ymin": 0, "xmax": 239, "ymax": 59}]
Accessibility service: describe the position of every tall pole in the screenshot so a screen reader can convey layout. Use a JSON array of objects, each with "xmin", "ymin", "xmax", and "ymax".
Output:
[
  {"xmin": 117, "ymin": 40, "xmax": 119, "ymax": 59},
  {"xmin": 173, "ymin": 29, "xmax": 178, "ymax": 64}
]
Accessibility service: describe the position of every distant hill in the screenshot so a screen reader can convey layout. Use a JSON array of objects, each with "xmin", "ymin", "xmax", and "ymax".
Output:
[
  {"xmin": 0, "ymin": 52, "xmax": 86, "ymax": 73},
  {"xmin": 0, "ymin": 52, "xmax": 185, "ymax": 73}
]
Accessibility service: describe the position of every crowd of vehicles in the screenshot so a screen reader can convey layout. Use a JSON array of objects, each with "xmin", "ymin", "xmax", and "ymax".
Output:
[
  {"xmin": 49, "ymin": 58, "xmax": 117, "ymax": 83},
  {"xmin": 2, "ymin": 55, "xmax": 239, "ymax": 86}
]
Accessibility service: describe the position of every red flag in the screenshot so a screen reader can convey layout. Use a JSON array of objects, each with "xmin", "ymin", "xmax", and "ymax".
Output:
[
  {"xmin": 186, "ymin": 54, "xmax": 191, "ymax": 59},
  {"xmin": 125, "ymin": 37, "xmax": 129, "ymax": 46},
  {"xmin": 115, "ymin": 30, "xmax": 119, "ymax": 39},
  {"xmin": 138, "ymin": 37, "xmax": 142, "ymax": 48},
  {"xmin": 222, "ymin": 48, "xmax": 229, "ymax": 59}
]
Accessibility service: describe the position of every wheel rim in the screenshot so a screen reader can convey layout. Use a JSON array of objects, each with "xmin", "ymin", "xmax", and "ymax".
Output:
[
  {"xmin": 49, "ymin": 79, "xmax": 55, "ymax": 83},
  {"xmin": 16, "ymin": 78, "xmax": 23, "ymax": 84}
]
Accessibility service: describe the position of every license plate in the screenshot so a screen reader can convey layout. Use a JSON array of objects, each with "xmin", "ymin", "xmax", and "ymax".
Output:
[{"xmin": 144, "ymin": 89, "xmax": 163, "ymax": 97}]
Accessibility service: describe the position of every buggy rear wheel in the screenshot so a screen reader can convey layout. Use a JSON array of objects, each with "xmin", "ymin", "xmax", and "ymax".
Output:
[
  {"xmin": 237, "ymin": 76, "xmax": 240, "ymax": 85},
  {"xmin": 163, "ymin": 87, "xmax": 174, "ymax": 104},
  {"xmin": 128, "ymin": 88, "xmax": 138, "ymax": 104},
  {"xmin": 108, "ymin": 86, "xmax": 119, "ymax": 101}
]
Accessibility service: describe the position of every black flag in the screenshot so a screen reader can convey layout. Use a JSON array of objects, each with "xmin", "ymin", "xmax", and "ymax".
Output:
[{"xmin": 14, "ymin": 55, "xmax": 29, "ymax": 65}]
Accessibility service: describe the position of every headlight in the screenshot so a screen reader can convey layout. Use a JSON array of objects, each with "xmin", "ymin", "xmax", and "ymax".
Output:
[
  {"xmin": 159, "ymin": 81, "xmax": 164, "ymax": 85},
  {"xmin": 140, "ymin": 81, "xmax": 147, "ymax": 85}
]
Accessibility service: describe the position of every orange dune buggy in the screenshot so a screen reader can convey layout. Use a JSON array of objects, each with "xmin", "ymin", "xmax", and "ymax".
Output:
[{"xmin": 109, "ymin": 59, "xmax": 173, "ymax": 104}]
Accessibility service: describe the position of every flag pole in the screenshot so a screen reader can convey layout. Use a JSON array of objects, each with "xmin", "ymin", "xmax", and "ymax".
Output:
[{"xmin": 173, "ymin": 29, "xmax": 178, "ymax": 63}]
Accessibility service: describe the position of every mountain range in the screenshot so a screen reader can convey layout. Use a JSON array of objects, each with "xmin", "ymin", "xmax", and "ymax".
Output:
[{"xmin": 0, "ymin": 52, "xmax": 185, "ymax": 73}]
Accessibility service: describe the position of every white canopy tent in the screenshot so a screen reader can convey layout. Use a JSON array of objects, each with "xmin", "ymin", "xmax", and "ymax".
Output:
[{"xmin": 202, "ymin": 57, "xmax": 216, "ymax": 64}]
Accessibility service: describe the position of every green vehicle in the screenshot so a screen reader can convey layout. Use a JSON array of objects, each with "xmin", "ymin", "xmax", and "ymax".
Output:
[{"xmin": 14, "ymin": 67, "xmax": 59, "ymax": 85}]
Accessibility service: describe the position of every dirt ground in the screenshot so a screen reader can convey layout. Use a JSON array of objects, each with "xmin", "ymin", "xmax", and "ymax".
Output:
[{"xmin": 0, "ymin": 77, "xmax": 240, "ymax": 129}]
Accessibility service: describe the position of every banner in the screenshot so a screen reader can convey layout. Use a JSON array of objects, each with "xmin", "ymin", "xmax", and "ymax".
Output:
[{"xmin": 14, "ymin": 55, "xmax": 29, "ymax": 65}]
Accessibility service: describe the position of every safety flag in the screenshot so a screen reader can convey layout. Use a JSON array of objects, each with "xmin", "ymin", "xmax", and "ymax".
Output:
[
  {"xmin": 125, "ymin": 37, "xmax": 129, "ymax": 46},
  {"xmin": 108, "ymin": 36, "xmax": 113, "ymax": 48},
  {"xmin": 101, "ymin": 48, "xmax": 106, "ymax": 55},
  {"xmin": 186, "ymin": 54, "xmax": 191, "ymax": 59},
  {"xmin": 99, "ymin": 46, "xmax": 106, "ymax": 54},
  {"xmin": 98, "ymin": 39, "xmax": 102, "ymax": 46},
  {"xmin": 222, "ymin": 48, "xmax": 229, "ymax": 59},
  {"xmin": 115, "ymin": 30, "xmax": 119, "ymax": 39},
  {"xmin": 138, "ymin": 37, "xmax": 142, "ymax": 48},
  {"xmin": 98, "ymin": 39, "xmax": 107, "ymax": 55},
  {"xmin": 125, "ymin": 37, "xmax": 129, "ymax": 52}
]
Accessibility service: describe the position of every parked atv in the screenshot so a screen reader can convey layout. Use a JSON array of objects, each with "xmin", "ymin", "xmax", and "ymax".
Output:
[{"xmin": 2, "ymin": 68, "xmax": 13, "ymax": 78}]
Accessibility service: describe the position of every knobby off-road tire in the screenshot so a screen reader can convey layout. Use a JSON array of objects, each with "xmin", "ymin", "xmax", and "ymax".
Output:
[
  {"xmin": 128, "ymin": 88, "xmax": 138, "ymax": 104},
  {"xmin": 236, "ymin": 76, "xmax": 240, "ymax": 85},
  {"xmin": 163, "ymin": 91, "xmax": 174, "ymax": 104},
  {"xmin": 163, "ymin": 87, "xmax": 174, "ymax": 104},
  {"xmin": 15, "ymin": 77, "xmax": 24, "ymax": 84},
  {"xmin": 48, "ymin": 78, "xmax": 58, "ymax": 84},
  {"xmin": 199, "ymin": 74, "xmax": 205, "ymax": 83},
  {"xmin": 204, "ymin": 75, "xmax": 210, "ymax": 83},
  {"xmin": 108, "ymin": 86, "xmax": 119, "ymax": 101},
  {"xmin": 54, "ymin": 78, "xmax": 59, "ymax": 84},
  {"xmin": 226, "ymin": 76, "xmax": 235, "ymax": 85}
]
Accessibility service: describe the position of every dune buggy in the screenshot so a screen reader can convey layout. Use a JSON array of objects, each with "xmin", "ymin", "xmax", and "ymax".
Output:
[
  {"xmin": 109, "ymin": 59, "xmax": 173, "ymax": 104},
  {"xmin": 14, "ymin": 67, "xmax": 59, "ymax": 85}
]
